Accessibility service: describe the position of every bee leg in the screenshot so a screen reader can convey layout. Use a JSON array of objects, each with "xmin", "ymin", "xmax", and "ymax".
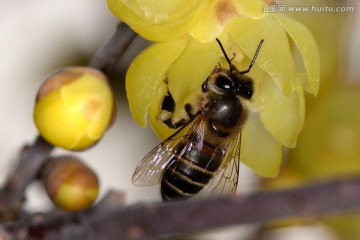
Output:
[
  {"xmin": 159, "ymin": 92, "xmax": 194, "ymax": 129},
  {"xmin": 161, "ymin": 118, "xmax": 188, "ymax": 129},
  {"xmin": 184, "ymin": 103, "xmax": 195, "ymax": 119}
]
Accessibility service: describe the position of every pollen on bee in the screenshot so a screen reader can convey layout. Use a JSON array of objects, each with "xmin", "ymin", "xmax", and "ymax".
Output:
[{"xmin": 159, "ymin": 110, "xmax": 172, "ymax": 122}]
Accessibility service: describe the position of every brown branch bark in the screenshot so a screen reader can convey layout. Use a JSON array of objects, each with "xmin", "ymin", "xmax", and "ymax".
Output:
[
  {"xmin": 0, "ymin": 136, "xmax": 53, "ymax": 222},
  {"xmin": 2, "ymin": 177, "xmax": 360, "ymax": 240},
  {"xmin": 89, "ymin": 22, "xmax": 138, "ymax": 73}
]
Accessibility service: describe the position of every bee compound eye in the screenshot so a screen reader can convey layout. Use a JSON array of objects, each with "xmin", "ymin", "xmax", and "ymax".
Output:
[
  {"xmin": 236, "ymin": 81, "xmax": 253, "ymax": 99},
  {"xmin": 246, "ymin": 90, "xmax": 253, "ymax": 98},
  {"xmin": 215, "ymin": 75, "xmax": 234, "ymax": 92},
  {"xmin": 202, "ymin": 79, "xmax": 209, "ymax": 92},
  {"xmin": 241, "ymin": 88, "xmax": 253, "ymax": 99}
]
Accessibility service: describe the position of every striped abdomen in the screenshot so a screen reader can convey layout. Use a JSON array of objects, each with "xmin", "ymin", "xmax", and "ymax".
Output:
[{"xmin": 161, "ymin": 137, "xmax": 224, "ymax": 201}]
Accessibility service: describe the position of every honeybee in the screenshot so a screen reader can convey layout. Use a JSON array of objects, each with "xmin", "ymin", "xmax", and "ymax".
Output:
[{"xmin": 133, "ymin": 38, "xmax": 264, "ymax": 201}]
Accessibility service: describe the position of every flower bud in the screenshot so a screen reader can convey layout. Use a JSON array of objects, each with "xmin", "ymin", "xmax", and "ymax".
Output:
[
  {"xmin": 41, "ymin": 155, "xmax": 99, "ymax": 211},
  {"xmin": 34, "ymin": 67, "xmax": 116, "ymax": 150}
]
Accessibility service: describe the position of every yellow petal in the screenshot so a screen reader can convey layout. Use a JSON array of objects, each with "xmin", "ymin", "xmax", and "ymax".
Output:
[
  {"xmin": 297, "ymin": 77, "xmax": 306, "ymax": 129},
  {"xmin": 190, "ymin": 0, "xmax": 231, "ymax": 42},
  {"xmin": 168, "ymin": 37, "xmax": 221, "ymax": 106},
  {"xmin": 235, "ymin": 0, "xmax": 267, "ymax": 19},
  {"xmin": 259, "ymin": 77, "xmax": 304, "ymax": 148},
  {"xmin": 273, "ymin": 14, "xmax": 320, "ymax": 96},
  {"xmin": 130, "ymin": 0, "xmax": 195, "ymax": 23},
  {"xmin": 226, "ymin": 16, "xmax": 296, "ymax": 96},
  {"xmin": 126, "ymin": 39, "xmax": 187, "ymax": 127},
  {"xmin": 148, "ymin": 37, "xmax": 221, "ymax": 139},
  {"xmin": 108, "ymin": 0, "xmax": 206, "ymax": 41},
  {"xmin": 241, "ymin": 112, "xmax": 283, "ymax": 177},
  {"xmin": 190, "ymin": 0, "xmax": 266, "ymax": 42}
]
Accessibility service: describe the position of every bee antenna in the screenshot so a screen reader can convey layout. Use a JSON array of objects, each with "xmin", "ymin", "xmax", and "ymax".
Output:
[
  {"xmin": 216, "ymin": 38, "xmax": 234, "ymax": 71},
  {"xmin": 239, "ymin": 39, "xmax": 264, "ymax": 74}
]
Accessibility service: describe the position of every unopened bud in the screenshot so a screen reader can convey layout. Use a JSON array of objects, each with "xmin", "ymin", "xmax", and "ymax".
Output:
[
  {"xmin": 41, "ymin": 155, "xmax": 100, "ymax": 211},
  {"xmin": 34, "ymin": 67, "xmax": 116, "ymax": 150}
]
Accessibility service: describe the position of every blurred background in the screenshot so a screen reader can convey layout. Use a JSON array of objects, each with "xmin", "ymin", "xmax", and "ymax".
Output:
[{"xmin": 0, "ymin": 0, "xmax": 359, "ymax": 239}]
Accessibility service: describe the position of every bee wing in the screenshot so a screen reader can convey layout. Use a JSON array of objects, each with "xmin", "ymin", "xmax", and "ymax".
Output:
[
  {"xmin": 198, "ymin": 133, "xmax": 242, "ymax": 197},
  {"xmin": 132, "ymin": 113, "xmax": 204, "ymax": 186},
  {"xmin": 132, "ymin": 141, "xmax": 175, "ymax": 186}
]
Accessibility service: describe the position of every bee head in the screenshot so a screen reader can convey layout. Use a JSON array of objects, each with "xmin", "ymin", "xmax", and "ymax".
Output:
[
  {"xmin": 202, "ymin": 70, "xmax": 253, "ymax": 99},
  {"xmin": 201, "ymin": 38, "xmax": 263, "ymax": 99}
]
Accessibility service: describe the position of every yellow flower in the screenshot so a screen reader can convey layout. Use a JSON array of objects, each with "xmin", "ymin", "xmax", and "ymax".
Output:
[
  {"xmin": 34, "ymin": 67, "xmax": 116, "ymax": 150},
  {"xmin": 115, "ymin": 1, "xmax": 320, "ymax": 177},
  {"xmin": 108, "ymin": 0, "xmax": 264, "ymax": 42}
]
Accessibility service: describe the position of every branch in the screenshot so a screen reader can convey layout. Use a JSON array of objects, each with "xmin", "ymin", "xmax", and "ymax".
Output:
[
  {"xmin": 0, "ymin": 22, "xmax": 137, "ymax": 222},
  {"xmin": 2, "ymin": 177, "xmax": 360, "ymax": 239},
  {"xmin": 89, "ymin": 22, "xmax": 138, "ymax": 73},
  {"xmin": 0, "ymin": 136, "xmax": 53, "ymax": 221}
]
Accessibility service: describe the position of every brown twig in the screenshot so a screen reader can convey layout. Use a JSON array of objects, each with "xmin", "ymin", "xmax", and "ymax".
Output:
[
  {"xmin": 2, "ymin": 177, "xmax": 360, "ymax": 239},
  {"xmin": 0, "ymin": 136, "xmax": 53, "ymax": 222},
  {"xmin": 0, "ymin": 22, "xmax": 137, "ymax": 223},
  {"xmin": 89, "ymin": 22, "xmax": 138, "ymax": 73}
]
